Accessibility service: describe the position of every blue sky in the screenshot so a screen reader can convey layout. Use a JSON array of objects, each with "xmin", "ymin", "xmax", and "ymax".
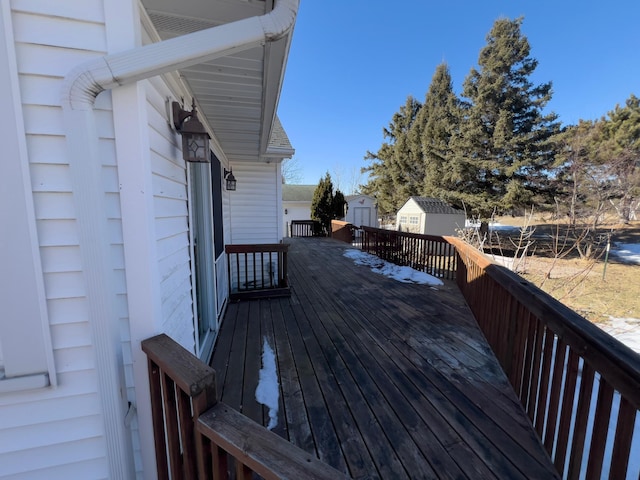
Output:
[{"xmin": 277, "ymin": 1, "xmax": 640, "ymax": 193}]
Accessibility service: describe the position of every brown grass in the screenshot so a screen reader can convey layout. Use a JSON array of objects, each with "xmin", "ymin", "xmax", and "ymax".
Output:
[{"xmin": 492, "ymin": 217, "xmax": 640, "ymax": 323}]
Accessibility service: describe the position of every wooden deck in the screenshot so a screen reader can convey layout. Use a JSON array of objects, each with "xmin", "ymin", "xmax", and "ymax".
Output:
[{"xmin": 211, "ymin": 237, "xmax": 559, "ymax": 479}]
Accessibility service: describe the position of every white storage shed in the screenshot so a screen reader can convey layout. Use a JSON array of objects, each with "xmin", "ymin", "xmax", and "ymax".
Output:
[
  {"xmin": 396, "ymin": 197, "xmax": 466, "ymax": 236},
  {"xmin": 345, "ymin": 194, "xmax": 379, "ymax": 228}
]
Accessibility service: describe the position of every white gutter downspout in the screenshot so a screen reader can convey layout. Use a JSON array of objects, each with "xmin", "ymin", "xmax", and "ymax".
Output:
[{"xmin": 60, "ymin": 1, "xmax": 298, "ymax": 478}]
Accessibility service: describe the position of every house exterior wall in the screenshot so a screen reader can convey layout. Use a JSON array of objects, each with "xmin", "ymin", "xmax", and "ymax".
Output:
[
  {"xmin": 0, "ymin": 2, "xmax": 115, "ymax": 477},
  {"xmin": 283, "ymin": 201, "xmax": 312, "ymax": 236},
  {"xmin": 146, "ymin": 77, "xmax": 195, "ymax": 353},
  {"xmin": 229, "ymin": 162, "xmax": 281, "ymax": 244},
  {"xmin": 0, "ymin": 2, "xmax": 212, "ymax": 478},
  {"xmin": 1, "ymin": 0, "xmax": 291, "ymax": 477}
]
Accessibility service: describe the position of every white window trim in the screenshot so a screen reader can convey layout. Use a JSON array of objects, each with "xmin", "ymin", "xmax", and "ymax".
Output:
[
  {"xmin": 0, "ymin": 3, "xmax": 56, "ymax": 393},
  {"xmin": 399, "ymin": 215, "xmax": 407, "ymax": 224},
  {"xmin": 187, "ymin": 162, "xmax": 217, "ymax": 361},
  {"xmin": 409, "ymin": 215, "xmax": 419, "ymax": 225}
]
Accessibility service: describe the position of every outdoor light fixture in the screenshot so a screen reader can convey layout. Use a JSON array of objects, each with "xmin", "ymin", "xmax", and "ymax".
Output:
[
  {"xmin": 172, "ymin": 100, "xmax": 210, "ymax": 163},
  {"xmin": 224, "ymin": 168, "xmax": 237, "ymax": 191}
]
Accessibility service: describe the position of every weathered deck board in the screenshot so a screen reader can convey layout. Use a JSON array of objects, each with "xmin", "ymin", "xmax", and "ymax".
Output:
[{"xmin": 211, "ymin": 237, "xmax": 559, "ymax": 479}]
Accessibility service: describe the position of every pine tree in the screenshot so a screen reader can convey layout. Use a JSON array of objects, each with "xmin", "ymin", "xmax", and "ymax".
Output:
[
  {"xmin": 362, "ymin": 96, "xmax": 422, "ymax": 214},
  {"xmin": 311, "ymin": 173, "xmax": 346, "ymax": 234},
  {"xmin": 450, "ymin": 17, "xmax": 560, "ymax": 218},
  {"xmin": 417, "ymin": 63, "xmax": 461, "ymax": 200},
  {"xmin": 333, "ymin": 190, "xmax": 346, "ymax": 220},
  {"xmin": 601, "ymin": 94, "xmax": 640, "ymax": 222}
]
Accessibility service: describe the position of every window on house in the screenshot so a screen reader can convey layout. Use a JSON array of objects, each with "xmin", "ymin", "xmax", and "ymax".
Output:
[
  {"xmin": 409, "ymin": 216, "xmax": 419, "ymax": 225},
  {"xmin": 400, "ymin": 216, "xmax": 407, "ymax": 224}
]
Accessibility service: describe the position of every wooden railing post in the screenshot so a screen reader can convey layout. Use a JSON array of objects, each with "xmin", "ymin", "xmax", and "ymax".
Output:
[{"xmin": 142, "ymin": 334, "xmax": 217, "ymax": 479}]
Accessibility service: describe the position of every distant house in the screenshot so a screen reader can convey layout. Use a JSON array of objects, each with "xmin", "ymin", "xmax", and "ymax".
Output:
[
  {"xmin": 396, "ymin": 197, "xmax": 466, "ymax": 236},
  {"xmin": 345, "ymin": 194, "xmax": 379, "ymax": 228},
  {"xmin": 282, "ymin": 184, "xmax": 316, "ymax": 236}
]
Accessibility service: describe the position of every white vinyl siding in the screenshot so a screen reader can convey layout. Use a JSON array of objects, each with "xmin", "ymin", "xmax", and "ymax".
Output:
[
  {"xmin": 0, "ymin": 3, "xmax": 113, "ymax": 477},
  {"xmin": 146, "ymin": 77, "xmax": 196, "ymax": 354},
  {"xmin": 229, "ymin": 162, "xmax": 281, "ymax": 244},
  {"xmin": 397, "ymin": 198, "xmax": 466, "ymax": 236}
]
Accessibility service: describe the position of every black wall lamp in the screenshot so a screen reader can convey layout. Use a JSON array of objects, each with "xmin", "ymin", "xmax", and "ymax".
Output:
[
  {"xmin": 224, "ymin": 168, "xmax": 237, "ymax": 191},
  {"xmin": 172, "ymin": 100, "xmax": 210, "ymax": 163}
]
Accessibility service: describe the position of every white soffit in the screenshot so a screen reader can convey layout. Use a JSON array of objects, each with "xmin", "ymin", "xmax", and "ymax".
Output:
[{"xmin": 142, "ymin": 0, "xmax": 290, "ymax": 162}]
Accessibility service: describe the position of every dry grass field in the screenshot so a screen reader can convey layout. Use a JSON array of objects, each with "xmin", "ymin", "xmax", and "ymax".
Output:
[{"xmin": 489, "ymin": 217, "xmax": 640, "ymax": 323}]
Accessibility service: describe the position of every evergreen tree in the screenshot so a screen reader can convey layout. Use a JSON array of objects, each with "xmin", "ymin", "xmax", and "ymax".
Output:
[
  {"xmin": 450, "ymin": 17, "xmax": 560, "ymax": 218},
  {"xmin": 417, "ymin": 63, "xmax": 462, "ymax": 200},
  {"xmin": 601, "ymin": 94, "xmax": 640, "ymax": 222},
  {"xmin": 311, "ymin": 173, "xmax": 346, "ymax": 234},
  {"xmin": 362, "ymin": 96, "xmax": 422, "ymax": 214},
  {"xmin": 333, "ymin": 189, "xmax": 346, "ymax": 220}
]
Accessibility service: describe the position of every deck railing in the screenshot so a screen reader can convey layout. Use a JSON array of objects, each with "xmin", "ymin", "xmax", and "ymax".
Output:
[
  {"xmin": 331, "ymin": 220, "xmax": 355, "ymax": 243},
  {"xmin": 360, "ymin": 226, "xmax": 457, "ymax": 280},
  {"xmin": 360, "ymin": 229, "xmax": 640, "ymax": 479},
  {"xmin": 290, "ymin": 220, "xmax": 320, "ymax": 237},
  {"xmin": 225, "ymin": 243, "xmax": 289, "ymax": 301},
  {"xmin": 142, "ymin": 334, "xmax": 349, "ymax": 480},
  {"xmin": 448, "ymin": 237, "xmax": 640, "ymax": 479}
]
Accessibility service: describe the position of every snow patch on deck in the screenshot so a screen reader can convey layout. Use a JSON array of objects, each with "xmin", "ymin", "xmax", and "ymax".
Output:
[
  {"xmin": 343, "ymin": 249, "xmax": 444, "ymax": 286},
  {"xmin": 255, "ymin": 337, "xmax": 279, "ymax": 430}
]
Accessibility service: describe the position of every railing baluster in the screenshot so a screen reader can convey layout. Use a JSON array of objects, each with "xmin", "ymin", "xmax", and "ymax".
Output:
[
  {"xmin": 225, "ymin": 244, "xmax": 290, "ymax": 300},
  {"xmin": 161, "ymin": 372, "xmax": 183, "ymax": 480},
  {"xmin": 534, "ymin": 328, "xmax": 556, "ymax": 436},
  {"xmin": 554, "ymin": 349, "xmax": 580, "ymax": 474},
  {"xmin": 211, "ymin": 443, "xmax": 228, "ymax": 480},
  {"xmin": 610, "ymin": 397, "xmax": 636, "ymax": 480},
  {"xmin": 527, "ymin": 320, "xmax": 545, "ymax": 421},
  {"xmin": 567, "ymin": 361, "xmax": 596, "ymax": 478},
  {"xmin": 178, "ymin": 388, "xmax": 197, "ymax": 479},
  {"xmin": 543, "ymin": 338, "xmax": 568, "ymax": 454},
  {"xmin": 147, "ymin": 358, "xmax": 169, "ymax": 480},
  {"xmin": 585, "ymin": 377, "xmax": 614, "ymax": 480}
]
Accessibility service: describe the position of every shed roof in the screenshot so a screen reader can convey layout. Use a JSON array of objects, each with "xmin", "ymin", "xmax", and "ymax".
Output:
[
  {"xmin": 405, "ymin": 197, "xmax": 465, "ymax": 215},
  {"xmin": 346, "ymin": 194, "xmax": 375, "ymax": 202},
  {"xmin": 282, "ymin": 184, "xmax": 316, "ymax": 202}
]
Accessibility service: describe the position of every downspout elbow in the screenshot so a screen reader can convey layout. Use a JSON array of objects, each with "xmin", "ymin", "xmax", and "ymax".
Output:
[
  {"xmin": 259, "ymin": 0, "xmax": 299, "ymax": 41},
  {"xmin": 61, "ymin": 57, "xmax": 119, "ymax": 111},
  {"xmin": 62, "ymin": 0, "xmax": 299, "ymax": 110}
]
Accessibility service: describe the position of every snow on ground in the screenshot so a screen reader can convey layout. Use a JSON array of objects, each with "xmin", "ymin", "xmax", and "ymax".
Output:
[
  {"xmin": 611, "ymin": 242, "xmax": 640, "ymax": 265},
  {"xmin": 255, "ymin": 337, "xmax": 279, "ymax": 430},
  {"xmin": 343, "ymin": 249, "xmax": 443, "ymax": 286},
  {"xmin": 600, "ymin": 317, "xmax": 640, "ymax": 354}
]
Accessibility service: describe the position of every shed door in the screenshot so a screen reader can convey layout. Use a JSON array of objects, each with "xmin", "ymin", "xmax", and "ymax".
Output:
[{"xmin": 353, "ymin": 207, "xmax": 371, "ymax": 227}]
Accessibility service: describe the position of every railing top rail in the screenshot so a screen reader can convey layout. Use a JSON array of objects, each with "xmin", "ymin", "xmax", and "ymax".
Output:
[
  {"xmin": 448, "ymin": 236, "xmax": 640, "ymax": 408},
  {"xmin": 142, "ymin": 334, "xmax": 216, "ymax": 397},
  {"xmin": 361, "ymin": 226, "xmax": 449, "ymax": 243},
  {"xmin": 198, "ymin": 403, "xmax": 351, "ymax": 480},
  {"xmin": 225, "ymin": 243, "xmax": 289, "ymax": 254}
]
